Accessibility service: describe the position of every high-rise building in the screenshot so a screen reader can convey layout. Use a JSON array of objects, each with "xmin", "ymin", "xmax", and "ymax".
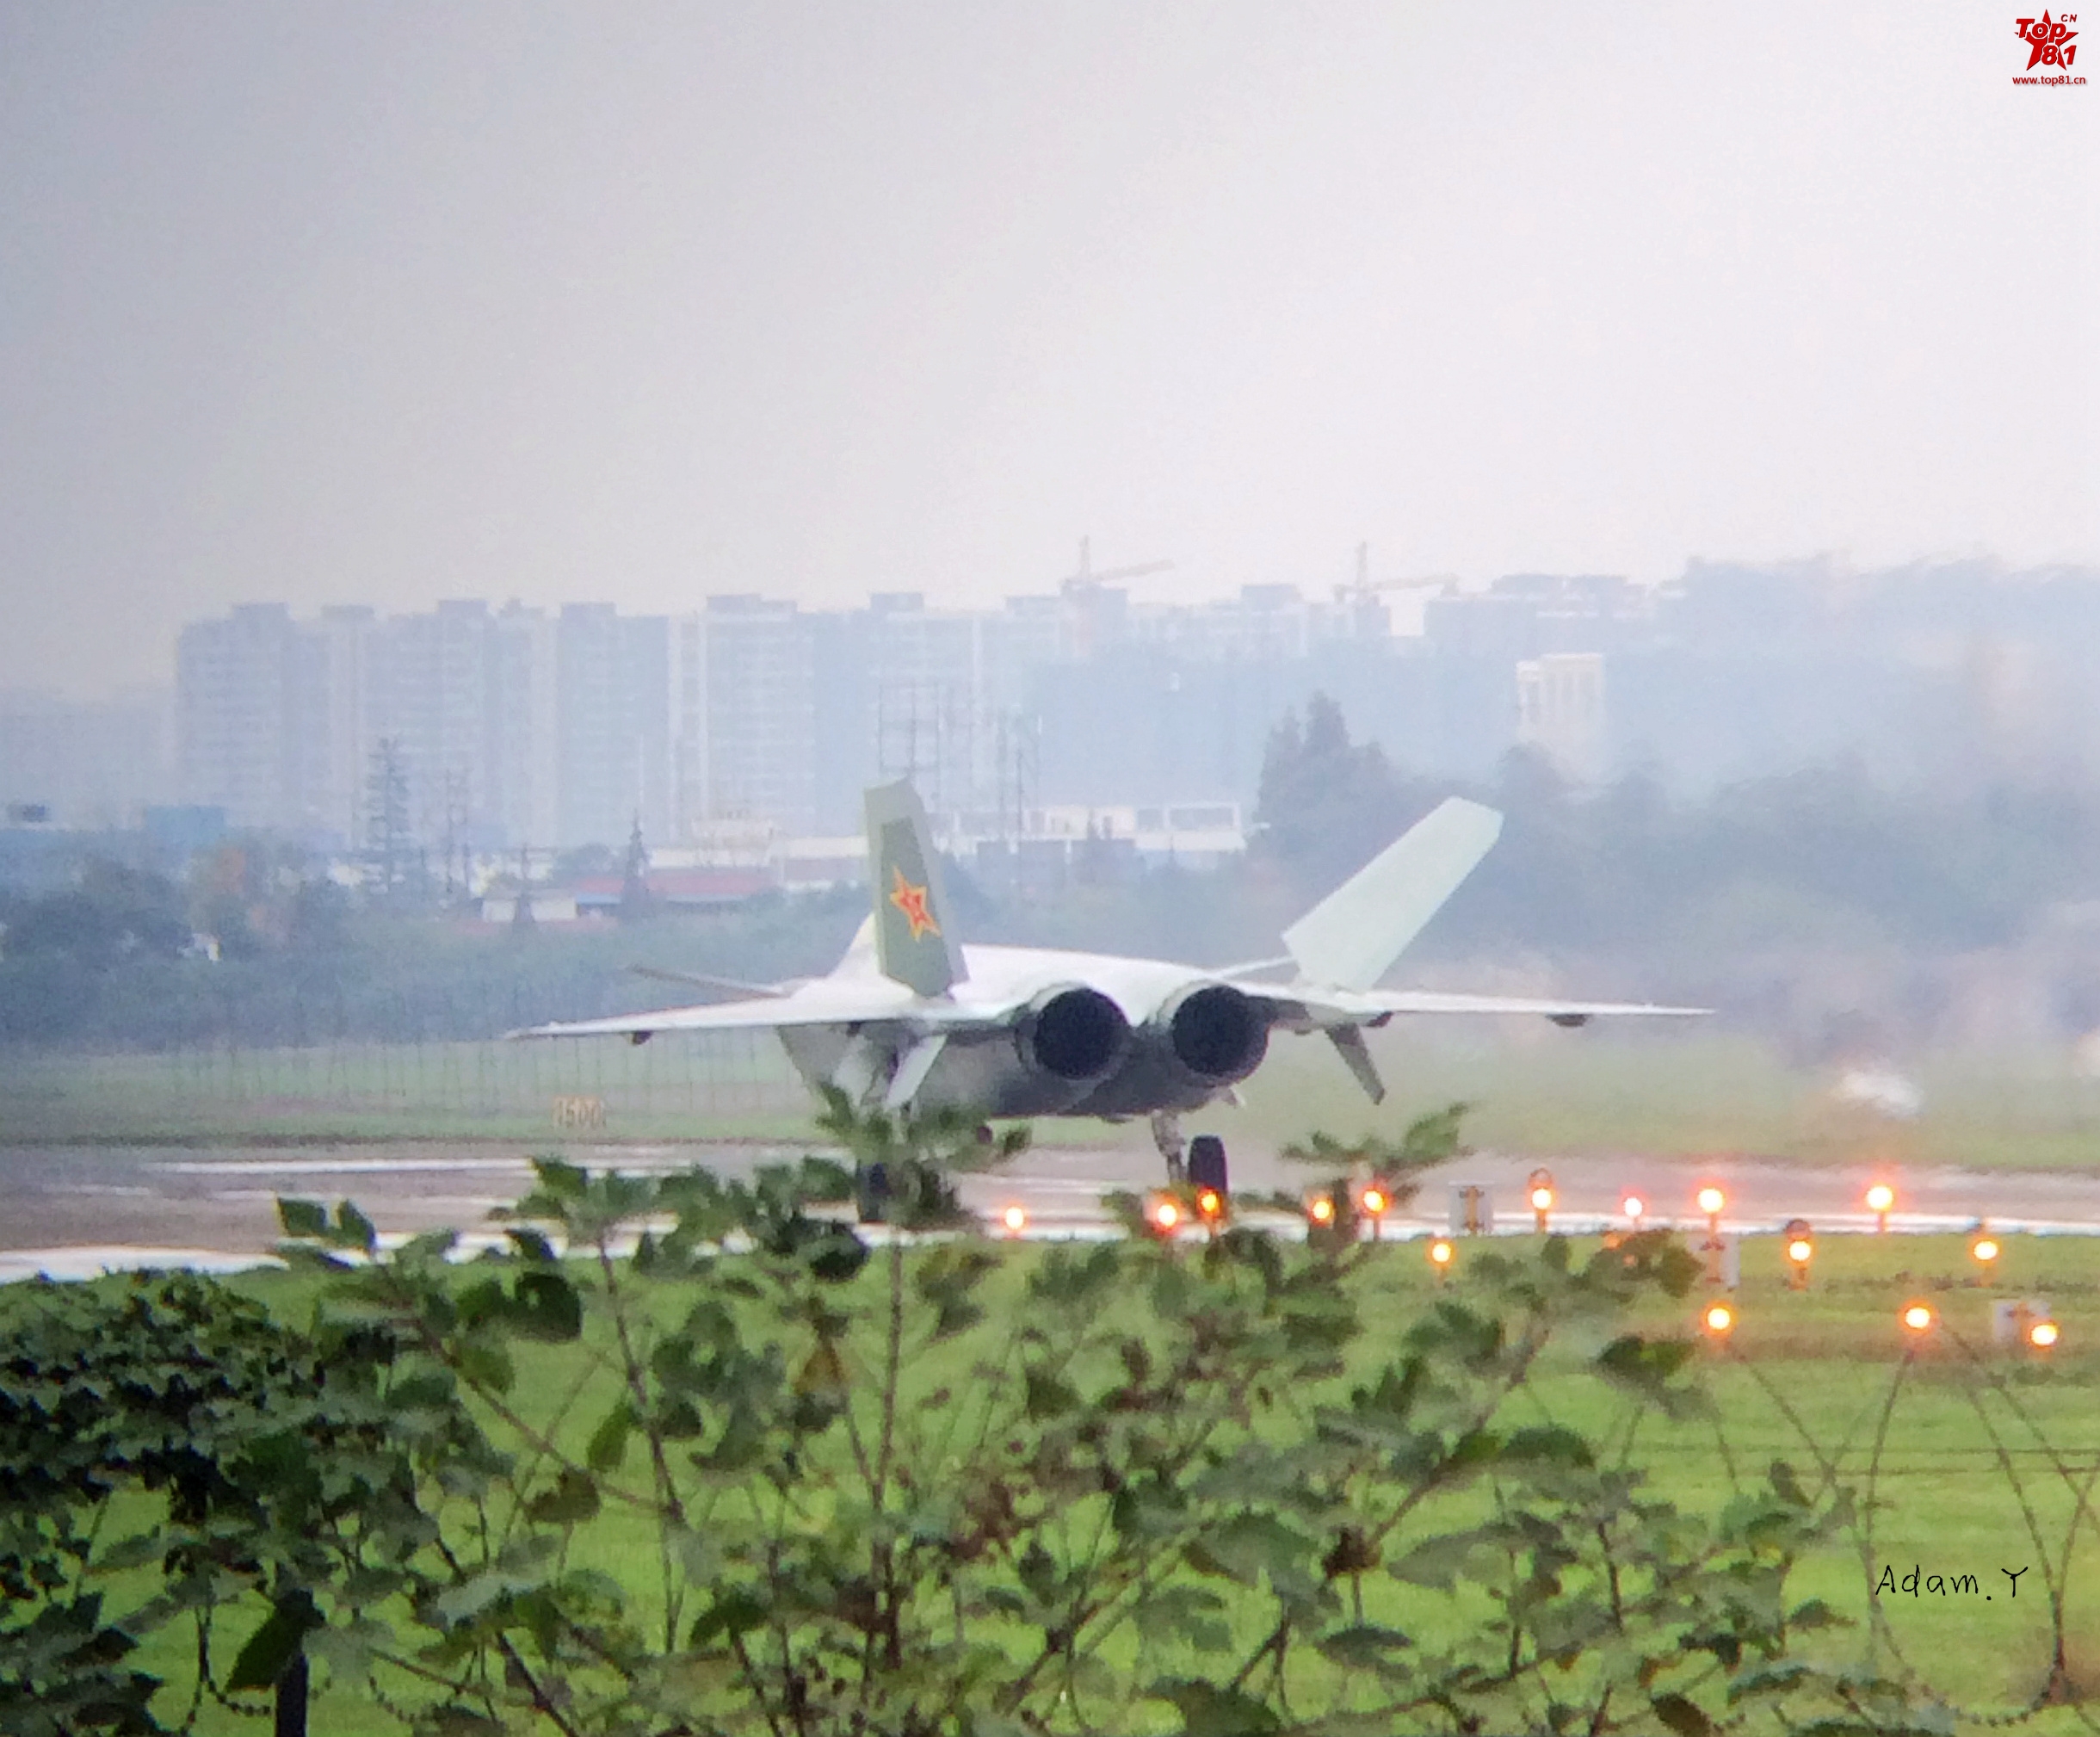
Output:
[
  {"xmin": 557, "ymin": 604, "xmax": 672, "ymax": 850},
  {"xmin": 1516, "ymin": 652, "xmax": 1608, "ymax": 785},
  {"xmin": 176, "ymin": 604, "xmax": 304, "ymax": 831},
  {"xmin": 293, "ymin": 606, "xmax": 377, "ymax": 848},
  {"xmin": 680, "ymin": 596, "xmax": 815, "ymax": 835},
  {"xmin": 491, "ymin": 603, "xmax": 559, "ymax": 851},
  {"xmin": 372, "ymin": 601, "xmax": 501, "ymax": 858}
]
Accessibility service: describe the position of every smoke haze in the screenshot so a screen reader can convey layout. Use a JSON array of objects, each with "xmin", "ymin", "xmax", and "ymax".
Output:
[{"xmin": 2, "ymin": 2, "xmax": 2092, "ymax": 697}]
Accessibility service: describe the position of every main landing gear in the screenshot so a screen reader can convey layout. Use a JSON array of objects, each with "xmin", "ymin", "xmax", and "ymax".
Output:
[{"xmin": 1150, "ymin": 1111, "xmax": 1186, "ymax": 1184}]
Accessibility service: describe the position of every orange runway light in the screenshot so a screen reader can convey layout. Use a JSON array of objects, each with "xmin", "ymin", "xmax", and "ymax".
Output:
[
  {"xmin": 1782, "ymin": 1215, "xmax": 1814, "ymax": 1289},
  {"xmin": 1696, "ymin": 1187, "xmax": 1726, "ymax": 1218},
  {"xmin": 1621, "ymin": 1193, "xmax": 1645, "ymax": 1224},
  {"xmin": 1149, "ymin": 1197, "xmax": 1181, "ymax": 1234},
  {"xmin": 1307, "ymin": 1194, "xmax": 1336, "ymax": 1226},
  {"xmin": 1702, "ymin": 1302, "xmax": 1735, "ymax": 1337},
  {"xmin": 1361, "ymin": 1186, "xmax": 1388, "ymax": 1215},
  {"xmin": 1427, "ymin": 1236, "xmax": 1455, "ymax": 1277},
  {"xmin": 1526, "ymin": 1168, "xmax": 1555, "ymax": 1233},
  {"xmin": 1195, "ymin": 1187, "xmax": 1223, "ymax": 1222},
  {"xmin": 1866, "ymin": 1184, "xmax": 1895, "ymax": 1213},
  {"xmin": 1971, "ymin": 1233, "xmax": 2001, "ymax": 1269},
  {"xmin": 1902, "ymin": 1302, "xmax": 1936, "ymax": 1334},
  {"xmin": 1000, "ymin": 1204, "xmax": 1028, "ymax": 1235},
  {"xmin": 2029, "ymin": 1320, "xmax": 2060, "ymax": 1350}
]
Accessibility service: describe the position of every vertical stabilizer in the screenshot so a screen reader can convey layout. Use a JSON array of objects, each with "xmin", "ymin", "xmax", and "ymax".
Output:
[
  {"xmin": 1282, "ymin": 797, "xmax": 1503, "ymax": 991},
  {"xmin": 863, "ymin": 781, "xmax": 967, "ymax": 996}
]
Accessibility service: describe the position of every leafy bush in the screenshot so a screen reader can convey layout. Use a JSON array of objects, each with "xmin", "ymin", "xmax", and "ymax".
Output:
[{"xmin": 1, "ymin": 1101, "xmax": 1947, "ymax": 1735}]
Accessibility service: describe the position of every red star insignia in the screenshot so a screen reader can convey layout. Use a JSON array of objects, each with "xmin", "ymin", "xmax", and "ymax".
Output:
[{"xmin": 889, "ymin": 866, "xmax": 940, "ymax": 941}]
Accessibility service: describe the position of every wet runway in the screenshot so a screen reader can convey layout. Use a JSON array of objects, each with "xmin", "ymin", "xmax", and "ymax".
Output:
[{"xmin": 8, "ymin": 1137, "xmax": 2100, "ymax": 1283}]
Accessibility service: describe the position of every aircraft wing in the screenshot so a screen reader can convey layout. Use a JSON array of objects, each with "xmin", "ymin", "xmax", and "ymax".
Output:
[
  {"xmin": 1238, "ymin": 984, "xmax": 1706, "ymax": 1103},
  {"xmin": 507, "ymin": 980, "xmax": 1026, "ymax": 1041},
  {"xmin": 1245, "ymin": 986, "xmax": 1708, "ymax": 1030}
]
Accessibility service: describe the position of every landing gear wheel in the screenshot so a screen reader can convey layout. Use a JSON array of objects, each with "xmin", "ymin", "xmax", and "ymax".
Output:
[{"xmin": 1150, "ymin": 1111, "xmax": 1187, "ymax": 1184}]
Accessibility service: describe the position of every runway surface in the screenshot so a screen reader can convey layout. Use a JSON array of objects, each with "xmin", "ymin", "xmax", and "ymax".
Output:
[{"xmin": 8, "ymin": 1135, "xmax": 2100, "ymax": 1283}]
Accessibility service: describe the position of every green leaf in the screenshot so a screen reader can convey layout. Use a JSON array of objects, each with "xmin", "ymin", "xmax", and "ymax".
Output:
[
  {"xmin": 1023, "ymin": 1365, "xmax": 1079, "ymax": 1421},
  {"xmin": 1498, "ymin": 1424, "xmax": 1597, "ymax": 1470},
  {"xmin": 1028, "ymin": 1241, "xmax": 1120, "ymax": 1308},
  {"xmin": 1786, "ymin": 1598, "xmax": 1850, "ymax": 1632},
  {"xmin": 433, "ymin": 1571, "xmax": 521, "ymax": 1629},
  {"xmin": 1594, "ymin": 1334, "xmax": 1702, "ymax": 1414},
  {"xmin": 276, "ymin": 1198, "xmax": 327, "ymax": 1239},
  {"xmin": 505, "ymin": 1227, "xmax": 559, "ymax": 1264},
  {"xmin": 423, "ymin": 1709, "xmax": 507, "ymax": 1737},
  {"xmin": 586, "ymin": 1399, "xmax": 634, "ymax": 1473},
  {"xmin": 1727, "ymin": 1661, "xmax": 1814, "ymax": 1703},
  {"xmin": 95, "ymin": 1530, "xmax": 168, "ymax": 1573},
  {"xmin": 1145, "ymin": 1585, "xmax": 1233, "ymax": 1654},
  {"xmin": 669, "ymin": 1525, "xmax": 720, "ymax": 1586},
  {"xmin": 1389, "ymin": 1525, "xmax": 1506, "ymax": 1592},
  {"xmin": 225, "ymin": 1591, "xmax": 320, "ymax": 1692},
  {"xmin": 398, "ymin": 1228, "xmax": 458, "ymax": 1264},
  {"xmin": 1651, "ymin": 1692, "xmax": 1715, "ymax": 1737},
  {"xmin": 523, "ymin": 1467, "xmax": 601, "ymax": 1526},
  {"xmin": 454, "ymin": 1336, "xmax": 516, "ymax": 1395},
  {"xmin": 331, "ymin": 1200, "xmax": 378, "ymax": 1253},
  {"xmin": 1148, "ymin": 1677, "xmax": 1282, "ymax": 1736},
  {"xmin": 1769, "ymin": 1458, "xmax": 1808, "ymax": 1507},
  {"xmin": 690, "ymin": 1586, "xmax": 769, "ymax": 1647},
  {"xmin": 507, "ymin": 1270, "xmax": 582, "ymax": 1342},
  {"xmin": 1314, "ymin": 1623, "xmax": 1413, "ymax": 1671},
  {"xmin": 531, "ymin": 1157, "xmax": 589, "ymax": 1200},
  {"xmin": 1183, "ymin": 1511, "xmax": 1318, "ymax": 1589}
]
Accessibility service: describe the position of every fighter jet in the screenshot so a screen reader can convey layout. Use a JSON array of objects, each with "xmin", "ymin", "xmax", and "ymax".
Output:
[{"xmin": 513, "ymin": 781, "xmax": 1702, "ymax": 1175}]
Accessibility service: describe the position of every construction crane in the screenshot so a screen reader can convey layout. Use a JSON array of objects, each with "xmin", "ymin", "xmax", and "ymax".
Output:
[
  {"xmin": 1332, "ymin": 541, "xmax": 1458, "ymax": 606},
  {"xmin": 1059, "ymin": 536, "xmax": 1174, "ymax": 597}
]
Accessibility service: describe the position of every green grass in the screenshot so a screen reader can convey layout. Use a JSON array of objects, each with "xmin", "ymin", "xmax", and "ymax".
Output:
[
  {"xmin": 18, "ymin": 1228, "xmax": 2086, "ymax": 1734},
  {"xmin": 9, "ymin": 1027, "xmax": 2100, "ymax": 1162},
  {"xmin": 1240, "ymin": 1024, "xmax": 2100, "ymax": 1171}
]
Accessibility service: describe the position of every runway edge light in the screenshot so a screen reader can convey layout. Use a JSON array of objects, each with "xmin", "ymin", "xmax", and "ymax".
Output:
[
  {"xmin": 1782, "ymin": 1217, "xmax": 1813, "ymax": 1291},
  {"xmin": 1970, "ymin": 1227, "xmax": 2001, "ymax": 1283}
]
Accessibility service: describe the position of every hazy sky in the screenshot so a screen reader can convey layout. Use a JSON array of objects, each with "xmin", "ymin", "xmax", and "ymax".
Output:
[{"xmin": 3, "ymin": 3, "xmax": 2093, "ymax": 698}]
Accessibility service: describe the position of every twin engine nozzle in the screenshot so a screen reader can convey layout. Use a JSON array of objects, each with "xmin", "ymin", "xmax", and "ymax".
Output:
[{"xmin": 1016, "ymin": 981, "xmax": 1269, "ymax": 1090}]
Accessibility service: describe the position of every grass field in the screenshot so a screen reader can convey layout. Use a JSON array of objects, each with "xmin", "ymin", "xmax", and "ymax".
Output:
[
  {"xmin": 9, "ymin": 1026, "xmax": 2100, "ymax": 1167},
  {"xmin": 19, "ymin": 1222, "xmax": 2093, "ymax": 1735}
]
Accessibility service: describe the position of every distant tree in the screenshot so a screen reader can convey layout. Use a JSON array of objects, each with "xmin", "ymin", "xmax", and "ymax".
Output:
[
  {"xmin": 285, "ymin": 877, "xmax": 351, "ymax": 955},
  {"xmin": 552, "ymin": 843, "xmax": 619, "ymax": 883},
  {"xmin": 1253, "ymin": 693, "xmax": 1420, "ymax": 897},
  {"xmin": 2, "ymin": 860, "xmax": 188, "ymax": 970}
]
